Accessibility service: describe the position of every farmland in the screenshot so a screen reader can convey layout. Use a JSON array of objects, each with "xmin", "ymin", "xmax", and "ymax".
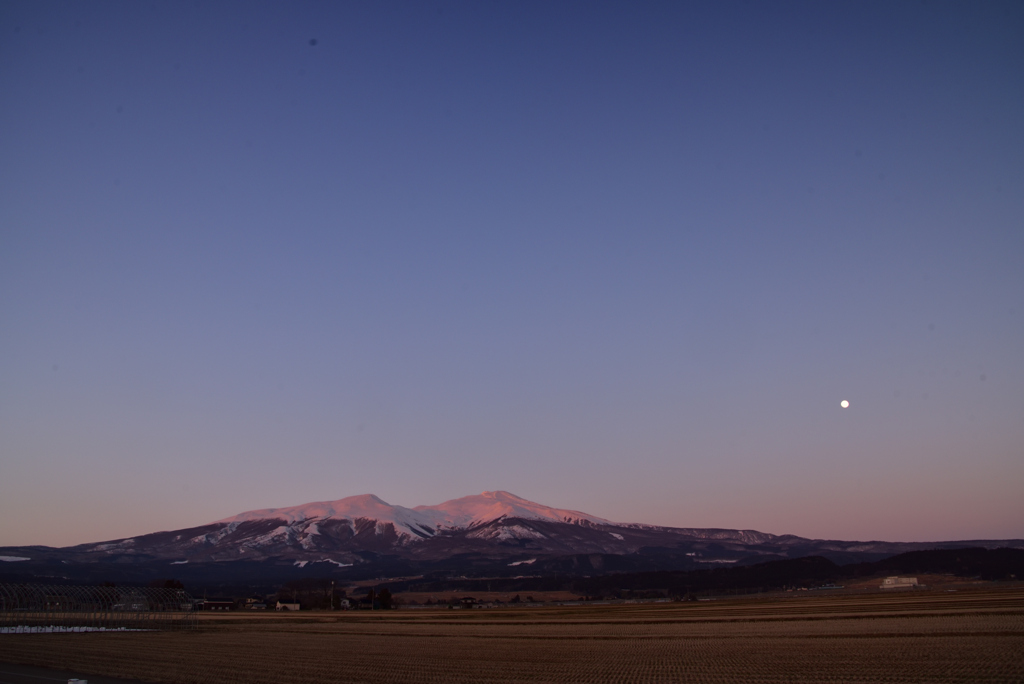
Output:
[{"xmin": 1, "ymin": 586, "xmax": 1022, "ymax": 683}]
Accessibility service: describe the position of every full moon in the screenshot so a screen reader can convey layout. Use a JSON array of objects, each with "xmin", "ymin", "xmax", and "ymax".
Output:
[{"xmin": 840, "ymin": 400, "xmax": 850, "ymax": 408}]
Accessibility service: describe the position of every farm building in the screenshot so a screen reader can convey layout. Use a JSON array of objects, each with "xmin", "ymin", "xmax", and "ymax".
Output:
[
  {"xmin": 880, "ymin": 576, "xmax": 918, "ymax": 589},
  {"xmin": 200, "ymin": 599, "xmax": 234, "ymax": 611}
]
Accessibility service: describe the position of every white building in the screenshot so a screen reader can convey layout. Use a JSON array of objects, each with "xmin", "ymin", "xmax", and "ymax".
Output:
[{"xmin": 880, "ymin": 576, "xmax": 918, "ymax": 589}]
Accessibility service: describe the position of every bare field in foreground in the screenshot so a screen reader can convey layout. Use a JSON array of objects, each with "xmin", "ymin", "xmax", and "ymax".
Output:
[{"xmin": 1, "ymin": 587, "xmax": 1022, "ymax": 684}]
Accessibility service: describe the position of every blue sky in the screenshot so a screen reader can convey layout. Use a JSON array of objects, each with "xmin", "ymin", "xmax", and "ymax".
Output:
[{"xmin": 2, "ymin": 1, "xmax": 1022, "ymax": 546}]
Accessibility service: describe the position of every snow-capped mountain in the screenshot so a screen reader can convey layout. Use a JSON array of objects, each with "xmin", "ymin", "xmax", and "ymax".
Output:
[
  {"xmin": 218, "ymin": 491, "xmax": 613, "ymax": 539},
  {"xmin": 0, "ymin": 491, "xmax": 787, "ymax": 569},
  {"xmin": 2, "ymin": 491, "xmax": 1021, "ymax": 586}
]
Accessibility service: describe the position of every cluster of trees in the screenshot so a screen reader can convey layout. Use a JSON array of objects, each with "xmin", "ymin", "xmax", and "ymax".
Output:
[
  {"xmin": 97, "ymin": 579, "xmax": 186, "ymax": 589},
  {"xmin": 276, "ymin": 580, "xmax": 398, "ymax": 610},
  {"xmin": 363, "ymin": 587, "xmax": 393, "ymax": 609},
  {"xmin": 276, "ymin": 578, "xmax": 347, "ymax": 609},
  {"xmin": 417, "ymin": 594, "xmax": 538, "ymax": 606}
]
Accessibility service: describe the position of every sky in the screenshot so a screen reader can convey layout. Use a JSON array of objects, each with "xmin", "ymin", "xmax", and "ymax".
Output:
[{"xmin": 2, "ymin": 1, "xmax": 1022, "ymax": 548}]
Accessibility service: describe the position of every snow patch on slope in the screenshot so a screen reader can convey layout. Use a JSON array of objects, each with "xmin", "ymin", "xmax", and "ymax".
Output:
[
  {"xmin": 242, "ymin": 525, "xmax": 293, "ymax": 547},
  {"xmin": 319, "ymin": 559, "xmax": 352, "ymax": 568},
  {"xmin": 192, "ymin": 524, "xmax": 240, "ymax": 546},
  {"xmin": 294, "ymin": 558, "xmax": 352, "ymax": 568},
  {"xmin": 219, "ymin": 494, "xmax": 437, "ymax": 540}
]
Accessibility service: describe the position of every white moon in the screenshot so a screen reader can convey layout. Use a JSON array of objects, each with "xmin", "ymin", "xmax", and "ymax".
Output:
[{"xmin": 840, "ymin": 400, "xmax": 850, "ymax": 408}]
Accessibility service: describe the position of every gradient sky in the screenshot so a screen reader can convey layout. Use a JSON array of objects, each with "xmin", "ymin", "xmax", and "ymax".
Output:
[{"xmin": 2, "ymin": 1, "xmax": 1022, "ymax": 548}]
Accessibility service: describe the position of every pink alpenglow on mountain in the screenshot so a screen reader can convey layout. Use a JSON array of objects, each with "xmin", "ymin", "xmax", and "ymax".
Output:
[
  {"xmin": 414, "ymin": 491, "xmax": 614, "ymax": 529},
  {"xmin": 218, "ymin": 491, "xmax": 613, "ymax": 539},
  {"xmin": 218, "ymin": 493, "xmax": 432, "ymax": 538}
]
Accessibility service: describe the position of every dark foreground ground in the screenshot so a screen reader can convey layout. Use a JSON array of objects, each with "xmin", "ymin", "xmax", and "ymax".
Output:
[
  {"xmin": 0, "ymin": 663, "xmax": 150, "ymax": 684},
  {"xmin": 2, "ymin": 586, "xmax": 1022, "ymax": 684}
]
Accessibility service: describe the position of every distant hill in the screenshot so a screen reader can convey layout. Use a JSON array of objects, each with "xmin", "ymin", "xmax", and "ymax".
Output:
[{"xmin": 387, "ymin": 547, "xmax": 1024, "ymax": 598}]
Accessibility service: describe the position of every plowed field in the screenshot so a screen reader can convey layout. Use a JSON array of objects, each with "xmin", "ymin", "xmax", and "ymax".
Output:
[{"xmin": 2, "ymin": 587, "xmax": 1022, "ymax": 683}]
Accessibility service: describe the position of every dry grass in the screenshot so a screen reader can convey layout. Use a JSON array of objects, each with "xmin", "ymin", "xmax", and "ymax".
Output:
[{"xmin": 1, "ymin": 587, "xmax": 1022, "ymax": 683}]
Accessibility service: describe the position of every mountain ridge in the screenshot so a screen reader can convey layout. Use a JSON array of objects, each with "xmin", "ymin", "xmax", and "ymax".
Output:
[
  {"xmin": 215, "ymin": 490, "xmax": 616, "ymax": 539},
  {"xmin": 2, "ymin": 491, "xmax": 1021, "ymax": 587}
]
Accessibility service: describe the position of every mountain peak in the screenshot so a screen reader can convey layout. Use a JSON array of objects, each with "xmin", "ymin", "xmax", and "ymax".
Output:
[
  {"xmin": 217, "ymin": 493, "xmax": 405, "ymax": 525},
  {"xmin": 415, "ymin": 491, "xmax": 613, "ymax": 529},
  {"xmin": 481, "ymin": 490, "xmax": 529, "ymax": 502},
  {"xmin": 215, "ymin": 490, "xmax": 613, "ymax": 537}
]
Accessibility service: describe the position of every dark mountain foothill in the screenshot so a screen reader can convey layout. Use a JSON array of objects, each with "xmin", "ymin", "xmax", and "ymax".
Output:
[{"xmin": 391, "ymin": 548, "xmax": 1024, "ymax": 598}]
